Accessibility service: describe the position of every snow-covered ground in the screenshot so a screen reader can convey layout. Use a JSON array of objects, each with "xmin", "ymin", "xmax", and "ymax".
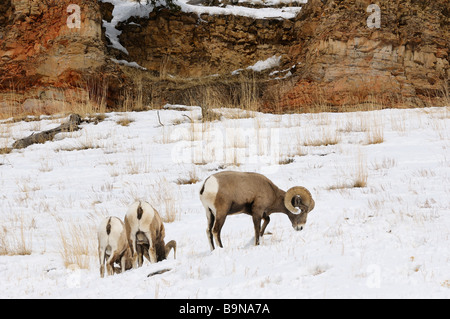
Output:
[{"xmin": 0, "ymin": 106, "xmax": 449, "ymax": 298}]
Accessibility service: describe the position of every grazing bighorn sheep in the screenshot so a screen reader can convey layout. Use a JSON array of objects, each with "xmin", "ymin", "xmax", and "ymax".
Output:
[
  {"xmin": 200, "ymin": 171, "xmax": 315, "ymax": 250},
  {"xmin": 124, "ymin": 201, "xmax": 177, "ymax": 268},
  {"xmin": 97, "ymin": 217, "xmax": 133, "ymax": 277}
]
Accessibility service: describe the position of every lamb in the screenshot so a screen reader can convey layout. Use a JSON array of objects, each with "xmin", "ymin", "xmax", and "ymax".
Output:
[
  {"xmin": 97, "ymin": 216, "xmax": 133, "ymax": 277},
  {"xmin": 199, "ymin": 171, "xmax": 315, "ymax": 250},
  {"xmin": 124, "ymin": 201, "xmax": 177, "ymax": 268}
]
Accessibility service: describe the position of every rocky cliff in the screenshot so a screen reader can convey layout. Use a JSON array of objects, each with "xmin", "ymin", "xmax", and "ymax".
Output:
[
  {"xmin": 0, "ymin": 0, "xmax": 299, "ymax": 114},
  {"xmin": 0, "ymin": 0, "xmax": 448, "ymax": 116},
  {"xmin": 115, "ymin": 9, "xmax": 296, "ymax": 77},
  {"xmin": 0, "ymin": 0, "xmax": 125, "ymax": 114},
  {"xmin": 282, "ymin": 0, "xmax": 450, "ymax": 110}
]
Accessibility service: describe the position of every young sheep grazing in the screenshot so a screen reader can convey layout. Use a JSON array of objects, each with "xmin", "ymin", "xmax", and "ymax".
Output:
[
  {"xmin": 200, "ymin": 171, "xmax": 315, "ymax": 250},
  {"xmin": 124, "ymin": 201, "xmax": 177, "ymax": 268},
  {"xmin": 97, "ymin": 217, "xmax": 133, "ymax": 278}
]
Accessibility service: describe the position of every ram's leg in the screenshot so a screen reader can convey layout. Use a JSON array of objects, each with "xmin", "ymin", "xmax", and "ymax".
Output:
[
  {"xmin": 120, "ymin": 254, "xmax": 127, "ymax": 274},
  {"xmin": 129, "ymin": 235, "xmax": 140, "ymax": 269},
  {"xmin": 136, "ymin": 244, "xmax": 145, "ymax": 267},
  {"xmin": 260, "ymin": 215, "xmax": 271, "ymax": 236},
  {"xmin": 98, "ymin": 246, "xmax": 106, "ymax": 278},
  {"xmin": 205, "ymin": 207, "xmax": 215, "ymax": 251},
  {"xmin": 252, "ymin": 215, "xmax": 262, "ymax": 246},
  {"xmin": 106, "ymin": 253, "xmax": 118, "ymax": 276},
  {"xmin": 142, "ymin": 245, "xmax": 150, "ymax": 263},
  {"xmin": 148, "ymin": 246, "xmax": 157, "ymax": 263},
  {"xmin": 212, "ymin": 213, "xmax": 226, "ymax": 249},
  {"xmin": 143, "ymin": 231, "xmax": 157, "ymax": 263},
  {"xmin": 252, "ymin": 207, "xmax": 265, "ymax": 246}
]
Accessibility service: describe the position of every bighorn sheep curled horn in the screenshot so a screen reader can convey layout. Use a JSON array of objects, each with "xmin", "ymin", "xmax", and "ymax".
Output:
[
  {"xmin": 284, "ymin": 186, "xmax": 315, "ymax": 215},
  {"xmin": 199, "ymin": 171, "xmax": 315, "ymax": 250}
]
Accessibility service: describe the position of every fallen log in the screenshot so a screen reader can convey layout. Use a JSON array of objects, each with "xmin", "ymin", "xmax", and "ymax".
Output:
[{"xmin": 12, "ymin": 114, "xmax": 82, "ymax": 150}]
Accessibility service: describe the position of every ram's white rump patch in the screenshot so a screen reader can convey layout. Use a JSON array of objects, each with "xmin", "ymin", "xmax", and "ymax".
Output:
[{"xmin": 200, "ymin": 176, "xmax": 219, "ymax": 216}]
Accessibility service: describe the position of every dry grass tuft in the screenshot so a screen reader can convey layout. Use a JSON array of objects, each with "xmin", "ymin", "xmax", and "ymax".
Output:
[
  {"xmin": 329, "ymin": 152, "xmax": 368, "ymax": 190},
  {"xmin": 0, "ymin": 215, "xmax": 33, "ymax": 256},
  {"xmin": 116, "ymin": 116, "xmax": 134, "ymax": 127},
  {"xmin": 148, "ymin": 178, "xmax": 181, "ymax": 223},
  {"xmin": 58, "ymin": 221, "xmax": 97, "ymax": 269},
  {"xmin": 176, "ymin": 168, "xmax": 201, "ymax": 185},
  {"xmin": 366, "ymin": 125, "xmax": 384, "ymax": 145},
  {"xmin": 304, "ymin": 127, "xmax": 341, "ymax": 147}
]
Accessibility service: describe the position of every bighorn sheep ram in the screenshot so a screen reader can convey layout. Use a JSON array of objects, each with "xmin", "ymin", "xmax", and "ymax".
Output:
[
  {"xmin": 97, "ymin": 217, "xmax": 133, "ymax": 277},
  {"xmin": 124, "ymin": 201, "xmax": 177, "ymax": 268},
  {"xmin": 200, "ymin": 171, "xmax": 315, "ymax": 250}
]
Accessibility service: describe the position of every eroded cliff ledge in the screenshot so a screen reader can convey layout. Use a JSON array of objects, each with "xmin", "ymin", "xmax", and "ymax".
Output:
[
  {"xmin": 0, "ymin": 0, "xmax": 448, "ymax": 116},
  {"xmin": 114, "ymin": 9, "xmax": 296, "ymax": 77},
  {"xmin": 282, "ymin": 0, "xmax": 449, "ymax": 110},
  {"xmin": 0, "ymin": 0, "xmax": 126, "ymax": 114}
]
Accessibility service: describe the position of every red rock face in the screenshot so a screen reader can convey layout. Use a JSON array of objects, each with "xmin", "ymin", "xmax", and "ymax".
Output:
[
  {"xmin": 0, "ymin": 0, "xmax": 125, "ymax": 114},
  {"xmin": 0, "ymin": 0, "xmax": 448, "ymax": 115},
  {"xmin": 280, "ymin": 0, "xmax": 450, "ymax": 110}
]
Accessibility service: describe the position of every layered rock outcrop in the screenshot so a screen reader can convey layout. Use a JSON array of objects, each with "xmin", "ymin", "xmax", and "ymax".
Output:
[
  {"xmin": 0, "ymin": 0, "xmax": 448, "ymax": 115},
  {"xmin": 0, "ymin": 0, "xmax": 125, "ymax": 114},
  {"xmin": 281, "ymin": 0, "xmax": 450, "ymax": 109},
  {"xmin": 116, "ymin": 9, "xmax": 296, "ymax": 77},
  {"xmin": 1, "ymin": 0, "xmax": 298, "ymax": 114}
]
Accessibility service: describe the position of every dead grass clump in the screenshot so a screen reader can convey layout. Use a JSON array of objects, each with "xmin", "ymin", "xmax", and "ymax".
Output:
[
  {"xmin": 148, "ymin": 178, "xmax": 181, "ymax": 223},
  {"xmin": 0, "ymin": 215, "xmax": 33, "ymax": 256},
  {"xmin": 58, "ymin": 222, "xmax": 97, "ymax": 269},
  {"xmin": 366, "ymin": 125, "xmax": 384, "ymax": 144},
  {"xmin": 201, "ymin": 106, "xmax": 222, "ymax": 122},
  {"xmin": 304, "ymin": 128, "xmax": 341, "ymax": 147},
  {"xmin": 0, "ymin": 147, "xmax": 12, "ymax": 154},
  {"xmin": 125, "ymin": 157, "xmax": 151, "ymax": 175},
  {"xmin": 353, "ymin": 152, "xmax": 368, "ymax": 188},
  {"xmin": 278, "ymin": 157, "xmax": 295, "ymax": 165},
  {"xmin": 181, "ymin": 73, "xmax": 263, "ymax": 122},
  {"xmin": 329, "ymin": 152, "xmax": 368, "ymax": 190},
  {"xmin": 116, "ymin": 116, "xmax": 134, "ymax": 127},
  {"xmin": 176, "ymin": 168, "xmax": 201, "ymax": 185}
]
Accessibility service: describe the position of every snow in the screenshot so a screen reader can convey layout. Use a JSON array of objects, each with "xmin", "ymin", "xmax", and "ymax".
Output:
[
  {"xmin": 102, "ymin": 0, "xmax": 155, "ymax": 54},
  {"xmin": 0, "ymin": 106, "xmax": 449, "ymax": 298},
  {"xmin": 247, "ymin": 55, "xmax": 281, "ymax": 72},
  {"xmin": 111, "ymin": 58, "xmax": 147, "ymax": 70},
  {"xmin": 177, "ymin": 2, "xmax": 302, "ymax": 19},
  {"xmin": 231, "ymin": 55, "xmax": 281, "ymax": 75},
  {"xmin": 236, "ymin": 0, "xmax": 308, "ymax": 6}
]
